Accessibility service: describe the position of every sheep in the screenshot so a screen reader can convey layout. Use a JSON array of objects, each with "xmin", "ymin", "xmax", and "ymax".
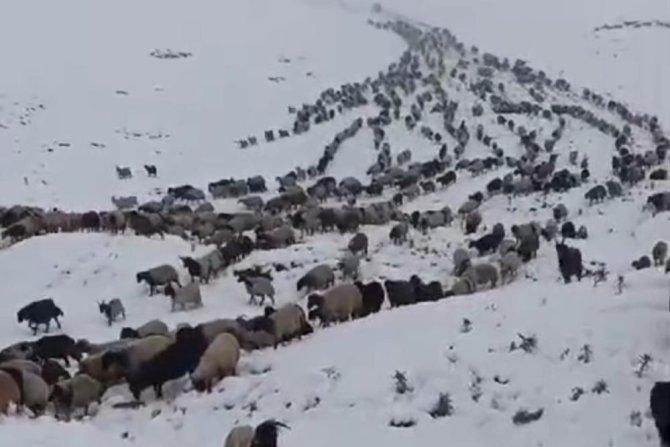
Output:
[
  {"xmin": 445, "ymin": 276, "xmax": 476, "ymax": 297},
  {"xmin": 464, "ymin": 211, "xmax": 482, "ymax": 234},
  {"xmin": 348, "ymin": 232, "xmax": 368, "ymax": 255},
  {"xmin": 17, "ymin": 298, "xmax": 63, "ymax": 335},
  {"xmin": 257, "ymin": 226, "xmax": 296, "ymax": 249},
  {"xmin": 50, "ymin": 373, "xmax": 103, "ymax": 419},
  {"xmin": 41, "ymin": 359, "xmax": 70, "ymax": 386},
  {"xmin": 384, "ymin": 280, "xmax": 416, "ymax": 307},
  {"xmin": 111, "ymin": 195, "xmax": 138, "ymax": 210},
  {"xmin": 239, "ymin": 329, "xmax": 276, "ymax": 351},
  {"xmin": 136, "ymin": 264, "xmax": 180, "ymax": 296},
  {"xmin": 165, "ymin": 281, "xmax": 203, "ymax": 311},
  {"xmin": 653, "ymin": 241, "xmax": 668, "ymax": 266},
  {"xmin": 0, "ymin": 369, "xmax": 21, "ymax": 414},
  {"xmin": 238, "ymin": 196, "xmax": 264, "ymax": 211},
  {"xmin": 553, "ymin": 203, "xmax": 568, "ymax": 221},
  {"xmin": 127, "ymin": 327, "xmax": 207, "ymax": 400},
  {"xmin": 584, "ymin": 185, "xmax": 607, "ymax": 204},
  {"xmin": 512, "ymin": 223, "xmax": 540, "ymax": 262},
  {"xmin": 338, "ymin": 251, "xmax": 360, "ymax": 280},
  {"xmin": 238, "ymin": 275, "xmax": 275, "ymax": 306},
  {"xmin": 296, "ymin": 264, "xmax": 335, "ymax": 292},
  {"xmin": 224, "ymin": 425, "xmax": 255, "ymax": 447},
  {"xmin": 355, "ymin": 281, "xmax": 385, "ymax": 316},
  {"xmin": 461, "ymin": 263, "xmax": 499, "ymax": 290},
  {"xmin": 307, "ymin": 284, "xmax": 363, "ymax": 325},
  {"xmin": 651, "ymin": 382, "xmax": 670, "ymax": 447},
  {"xmin": 555, "ymin": 242, "xmax": 583, "ymax": 283},
  {"xmin": 499, "ymin": 251, "xmax": 522, "ymax": 284},
  {"xmin": 452, "ymin": 248, "xmax": 471, "ymax": 276},
  {"xmin": 101, "ymin": 335, "xmax": 174, "ymax": 379},
  {"xmin": 469, "ymin": 232, "xmax": 503, "ymax": 256},
  {"xmin": 78, "ymin": 352, "xmax": 126, "ymax": 386},
  {"xmin": 0, "ymin": 359, "xmax": 41, "ymax": 376},
  {"xmin": 390, "ymin": 222, "xmax": 409, "ymax": 244},
  {"xmin": 191, "ymin": 333, "xmax": 240, "ymax": 393},
  {"xmin": 409, "ymin": 275, "xmax": 444, "ymax": 302},
  {"xmin": 632, "ymin": 256, "xmax": 652, "ymax": 270},
  {"xmin": 3, "ymin": 368, "xmax": 49, "ymax": 415},
  {"xmin": 196, "ymin": 319, "xmax": 246, "ymax": 345},
  {"xmin": 98, "ymin": 298, "xmax": 125, "ymax": 326},
  {"xmin": 120, "ymin": 319, "xmax": 169, "ymax": 339},
  {"xmin": 116, "ymin": 166, "xmax": 132, "ymax": 179},
  {"xmin": 144, "ymin": 164, "xmax": 157, "ymax": 177},
  {"xmin": 32, "ymin": 334, "xmax": 82, "ymax": 366},
  {"xmin": 266, "ymin": 304, "xmax": 313, "ymax": 348}
]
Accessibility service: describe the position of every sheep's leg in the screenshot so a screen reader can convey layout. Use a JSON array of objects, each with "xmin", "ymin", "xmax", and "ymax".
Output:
[
  {"xmin": 45, "ymin": 321, "xmax": 51, "ymax": 333},
  {"xmin": 155, "ymin": 384, "xmax": 163, "ymax": 399}
]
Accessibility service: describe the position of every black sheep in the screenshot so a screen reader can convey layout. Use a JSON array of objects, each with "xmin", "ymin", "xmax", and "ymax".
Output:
[
  {"xmin": 409, "ymin": 275, "xmax": 443, "ymax": 302},
  {"xmin": 41, "ymin": 359, "xmax": 71, "ymax": 386},
  {"xmin": 584, "ymin": 185, "xmax": 607, "ymax": 204},
  {"xmin": 127, "ymin": 327, "xmax": 207, "ymax": 400},
  {"xmin": 469, "ymin": 232, "xmax": 504, "ymax": 256},
  {"xmin": 561, "ymin": 221, "xmax": 576, "ymax": 239},
  {"xmin": 486, "ymin": 178, "xmax": 502, "ymax": 195},
  {"xmin": 17, "ymin": 299, "xmax": 63, "ymax": 335},
  {"xmin": 436, "ymin": 171, "xmax": 457, "ymax": 187},
  {"xmin": 555, "ymin": 242, "xmax": 583, "ymax": 283},
  {"xmin": 143, "ymin": 165, "xmax": 157, "ymax": 177},
  {"xmin": 384, "ymin": 280, "xmax": 416, "ymax": 307},
  {"xmin": 31, "ymin": 334, "xmax": 82, "ymax": 366},
  {"xmin": 651, "ymin": 382, "xmax": 670, "ymax": 447},
  {"xmin": 631, "ymin": 256, "xmax": 652, "ymax": 270},
  {"xmin": 355, "ymin": 281, "xmax": 385, "ymax": 316},
  {"xmin": 650, "ymin": 169, "xmax": 668, "ymax": 181}
]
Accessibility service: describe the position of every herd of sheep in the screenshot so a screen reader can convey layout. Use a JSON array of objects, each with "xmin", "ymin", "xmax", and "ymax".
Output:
[{"xmin": 0, "ymin": 10, "xmax": 669, "ymax": 447}]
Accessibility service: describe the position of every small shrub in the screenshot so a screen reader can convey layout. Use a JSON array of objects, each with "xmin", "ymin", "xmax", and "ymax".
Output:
[
  {"xmin": 429, "ymin": 393, "xmax": 454, "ymax": 418},
  {"xmin": 512, "ymin": 408, "xmax": 544, "ymax": 425},
  {"xmin": 510, "ymin": 333, "xmax": 537, "ymax": 354},
  {"xmin": 577, "ymin": 345, "xmax": 593, "ymax": 363},
  {"xmin": 470, "ymin": 371, "xmax": 484, "ymax": 402},
  {"xmin": 634, "ymin": 354, "xmax": 653, "ymax": 378},
  {"xmin": 393, "ymin": 371, "xmax": 414, "ymax": 395},
  {"xmin": 569, "ymin": 387, "xmax": 585, "ymax": 402},
  {"xmin": 389, "ymin": 417, "xmax": 417, "ymax": 428},
  {"xmin": 460, "ymin": 318, "xmax": 472, "ymax": 333},
  {"xmin": 592, "ymin": 380, "xmax": 609, "ymax": 395},
  {"xmin": 629, "ymin": 410, "xmax": 642, "ymax": 427}
]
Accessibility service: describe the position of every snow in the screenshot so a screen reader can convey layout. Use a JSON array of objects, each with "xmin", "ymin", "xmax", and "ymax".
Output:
[{"xmin": 1, "ymin": 0, "xmax": 669, "ymax": 445}]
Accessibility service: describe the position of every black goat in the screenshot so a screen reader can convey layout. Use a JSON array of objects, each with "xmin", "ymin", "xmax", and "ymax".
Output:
[
  {"xmin": 355, "ymin": 281, "xmax": 385, "ymax": 316},
  {"xmin": 31, "ymin": 334, "xmax": 81, "ymax": 366},
  {"xmin": 144, "ymin": 165, "xmax": 157, "ymax": 177},
  {"xmin": 555, "ymin": 242, "xmax": 583, "ymax": 283},
  {"xmin": 252, "ymin": 420, "xmax": 290, "ymax": 447},
  {"xmin": 17, "ymin": 299, "xmax": 63, "ymax": 335}
]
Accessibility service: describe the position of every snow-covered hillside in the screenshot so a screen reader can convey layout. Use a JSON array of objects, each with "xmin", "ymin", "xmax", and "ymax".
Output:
[{"xmin": 1, "ymin": 0, "xmax": 669, "ymax": 446}]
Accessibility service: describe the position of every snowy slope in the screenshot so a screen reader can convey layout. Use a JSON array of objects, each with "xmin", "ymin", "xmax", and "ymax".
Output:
[{"xmin": 1, "ymin": 0, "xmax": 670, "ymax": 446}]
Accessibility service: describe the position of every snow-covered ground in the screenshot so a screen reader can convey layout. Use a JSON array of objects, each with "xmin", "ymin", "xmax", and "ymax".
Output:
[{"xmin": 1, "ymin": 0, "xmax": 670, "ymax": 445}]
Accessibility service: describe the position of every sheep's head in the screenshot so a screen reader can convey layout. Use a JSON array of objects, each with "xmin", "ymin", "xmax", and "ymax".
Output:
[
  {"xmin": 306, "ymin": 294, "xmax": 323, "ymax": 310},
  {"xmin": 98, "ymin": 301, "xmax": 108, "ymax": 314}
]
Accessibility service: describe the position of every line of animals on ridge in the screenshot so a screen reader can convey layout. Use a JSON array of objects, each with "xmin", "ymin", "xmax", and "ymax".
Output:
[{"xmin": 3, "ymin": 14, "xmax": 669, "ymax": 246}]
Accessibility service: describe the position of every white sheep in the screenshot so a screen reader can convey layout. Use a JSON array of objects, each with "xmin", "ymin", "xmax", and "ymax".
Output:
[
  {"xmin": 191, "ymin": 333, "xmax": 240, "ymax": 393},
  {"xmin": 165, "ymin": 282, "xmax": 203, "ymax": 311}
]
